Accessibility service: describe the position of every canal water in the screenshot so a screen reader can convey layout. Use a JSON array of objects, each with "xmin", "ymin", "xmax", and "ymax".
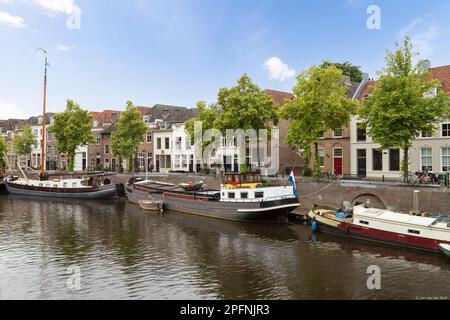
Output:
[{"xmin": 0, "ymin": 195, "xmax": 449, "ymax": 300}]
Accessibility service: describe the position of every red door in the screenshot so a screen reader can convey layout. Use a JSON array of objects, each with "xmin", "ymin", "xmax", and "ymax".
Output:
[
  {"xmin": 333, "ymin": 148, "xmax": 343, "ymax": 176},
  {"xmin": 334, "ymin": 158, "xmax": 343, "ymax": 176}
]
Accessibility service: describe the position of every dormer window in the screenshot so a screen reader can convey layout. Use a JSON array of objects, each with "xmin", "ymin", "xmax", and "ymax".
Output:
[{"xmin": 424, "ymin": 87, "xmax": 438, "ymax": 98}]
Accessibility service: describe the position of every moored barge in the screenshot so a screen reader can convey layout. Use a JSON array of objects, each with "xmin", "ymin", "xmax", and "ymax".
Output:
[{"xmin": 126, "ymin": 172, "xmax": 300, "ymax": 223}]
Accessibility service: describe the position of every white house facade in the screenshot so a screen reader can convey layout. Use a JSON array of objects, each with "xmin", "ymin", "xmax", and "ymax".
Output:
[{"xmin": 350, "ymin": 64, "xmax": 450, "ymax": 180}]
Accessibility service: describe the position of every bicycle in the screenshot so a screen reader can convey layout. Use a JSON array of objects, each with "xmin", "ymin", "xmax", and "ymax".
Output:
[{"xmin": 398, "ymin": 172, "xmax": 419, "ymax": 185}]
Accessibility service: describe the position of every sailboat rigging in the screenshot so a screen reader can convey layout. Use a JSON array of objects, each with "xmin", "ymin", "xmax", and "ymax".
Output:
[{"xmin": 4, "ymin": 49, "xmax": 116, "ymax": 199}]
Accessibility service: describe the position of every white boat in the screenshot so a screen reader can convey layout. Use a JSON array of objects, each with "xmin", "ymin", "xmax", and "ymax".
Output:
[
  {"xmin": 308, "ymin": 205, "xmax": 450, "ymax": 254},
  {"xmin": 439, "ymin": 243, "xmax": 450, "ymax": 257},
  {"xmin": 139, "ymin": 199, "xmax": 164, "ymax": 212}
]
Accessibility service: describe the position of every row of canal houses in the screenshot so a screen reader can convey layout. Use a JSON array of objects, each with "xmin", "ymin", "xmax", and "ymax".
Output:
[{"xmin": 1, "ymin": 62, "xmax": 449, "ymax": 178}]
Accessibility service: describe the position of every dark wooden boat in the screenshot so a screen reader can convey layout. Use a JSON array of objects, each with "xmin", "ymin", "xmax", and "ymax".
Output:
[{"xmin": 126, "ymin": 173, "xmax": 300, "ymax": 223}]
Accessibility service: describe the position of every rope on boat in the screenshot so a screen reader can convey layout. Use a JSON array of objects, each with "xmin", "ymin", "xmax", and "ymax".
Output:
[{"xmin": 299, "ymin": 181, "xmax": 337, "ymax": 199}]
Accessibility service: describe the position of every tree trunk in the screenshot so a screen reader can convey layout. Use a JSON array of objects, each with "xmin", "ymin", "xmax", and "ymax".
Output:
[
  {"xmin": 68, "ymin": 152, "xmax": 75, "ymax": 172},
  {"xmin": 312, "ymin": 142, "xmax": 322, "ymax": 180},
  {"xmin": 402, "ymin": 146, "xmax": 409, "ymax": 178}
]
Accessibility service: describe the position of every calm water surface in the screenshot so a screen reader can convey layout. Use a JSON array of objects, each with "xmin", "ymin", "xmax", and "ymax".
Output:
[{"xmin": 0, "ymin": 195, "xmax": 449, "ymax": 300}]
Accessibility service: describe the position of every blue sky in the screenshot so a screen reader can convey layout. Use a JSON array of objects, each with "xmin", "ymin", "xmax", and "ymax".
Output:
[{"xmin": 1, "ymin": 0, "xmax": 449, "ymax": 119}]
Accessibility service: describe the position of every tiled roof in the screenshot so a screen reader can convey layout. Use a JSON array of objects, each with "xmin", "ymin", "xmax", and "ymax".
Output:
[
  {"xmin": 90, "ymin": 110, "xmax": 121, "ymax": 126},
  {"xmin": 357, "ymin": 65, "xmax": 450, "ymax": 99},
  {"xmin": 146, "ymin": 105, "xmax": 197, "ymax": 124},
  {"xmin": 265, "ymin": 82, "xmax": 360, "ymax": 106},
  {"xmin": 429, "ymin": 65, "xmax": 450, "ymax": 93},
  {"xmin": 136, "ymin": 106, "xmax": 152, "ymax": 117},
  {"xmin": 265, "ymin": 89, "xmax": 294, "ymax": 106}
]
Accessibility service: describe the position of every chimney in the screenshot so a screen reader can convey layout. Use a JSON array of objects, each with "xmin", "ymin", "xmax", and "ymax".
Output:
[
  {"xmin": 418, "ymin": 60, "xmax": 432, "ymax": 72},
  {"xmin": 111, "ymin": 112, "xmax": 118, "ymax": 123},
  {"xmin": 343, "ymin": 72, "xmax": 352, "ymax": 86}
]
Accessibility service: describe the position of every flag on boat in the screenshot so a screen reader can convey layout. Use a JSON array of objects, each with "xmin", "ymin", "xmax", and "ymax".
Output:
[{"xmin": 288, "ymin": 170, "xmax": 298, "ymax": 197}]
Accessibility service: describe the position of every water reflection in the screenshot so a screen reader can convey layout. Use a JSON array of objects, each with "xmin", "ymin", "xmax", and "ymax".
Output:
[{"xmin": 0, "ymin": 195, "xmax": 448, "ymax": 300}]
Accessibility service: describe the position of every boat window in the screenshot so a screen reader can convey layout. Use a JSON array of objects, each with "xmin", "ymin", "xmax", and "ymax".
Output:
[
  {"xmin": 359, "ymin": 220, "xmax": 369, "ymax": 225},
  {"xmin": 72, "ymin": 182, "xmax": 77, "ymax": 188},
  {"xmin": 255, "ymin": 192, "xmax": 264, "ymax": 198},
  {"xmin": 63, "ymin": 182, "xmax": 68, "ymax": 188},
  {"xmin": 408, "ymin": 229, "xmax": 420, "ymax": 235},
  {"xmin": 228, "ymin": 192, "xmax": 235, "ymax": 199},
  {"xmin": 53, "ymin": 185, "xmax": 58, "ymax": 188},
  {"xmin": 46, "ymin": 184, "xmax": 50, "ymax": 187},
  {"xmin": 241, "ymin": 192, "xmax": 248, "ymax": 199},
  {"xmin": 39, "ymin": 183, "xmax": 43, "ymax": 187}
]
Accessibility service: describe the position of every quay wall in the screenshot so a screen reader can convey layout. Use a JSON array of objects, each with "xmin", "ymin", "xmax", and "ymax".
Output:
[{"xmin": 110, "ymin": 174, "xmax": 450, "ymax": 216}]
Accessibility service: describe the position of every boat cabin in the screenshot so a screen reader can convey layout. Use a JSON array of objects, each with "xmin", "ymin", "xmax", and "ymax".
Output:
[
  {"xmin": 220, "ymin": 173, "xmax": 296, "ymax": 203},
  {"xmin": 222, "ymin": 173, "xmax": 264, "ymax": 189}
]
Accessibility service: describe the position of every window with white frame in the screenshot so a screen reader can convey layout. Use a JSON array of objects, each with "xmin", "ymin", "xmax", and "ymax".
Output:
[
  {"xmin": 138, "ymin": 153, "xmax": 145, "ymax": 168},
  {"xmin": 186, "ymin": 139, "xmax": 191, "ymax": 150},
  {"xmin": 318, "ymin": 148, "xmax": 325, "ymax": 167},
  {"xmin": 182, "ymin": 154, "xmax": 187, "ymax": 168},
  {"xmin": 157, "ymin": 138, "xmax": 161, "ymax": 150},
  {"xmin": 176, "ymin": 137, "xmax": 182, "ymax": 150},
  {"xmin": 333, "ymin": 128, "xmax": 343, "ymax": 138},
  {"xmin": 146, "ymin": 132, "xmax": 152, "ymax": 143},
  {"xmin": 174, "ymin": 155, "xmax": 181, "ymax": 168},
  {"xmin": 442, "ymin": 148, "xmax": 450, "ymax": 172},
  {"xmin": 442, "ymin": 123, "xmax": 450, "ymax": 137},
  {"xmin": 421, "ymin": 148, "xmax": 432, "ymax": 171},
  {"xmin": 222, "ymin": 136, "xmax": 227, "ymax": 147},
  {"xmin": 421, "ymin": 131, "xmax": 433, "ymax": 138}
]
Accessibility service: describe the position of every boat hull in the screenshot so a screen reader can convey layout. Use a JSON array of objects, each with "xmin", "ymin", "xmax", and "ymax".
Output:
[
  {"xmin": 308, "ymin": 210, "xmax": 450, "ymax": 254},
  {"xmin": 126, "ymin": 184, "xmax": 299, "ymax": 223},
  {"xmin": 6, "ymin": 182, "xmax": 117, "ymax": 200}
]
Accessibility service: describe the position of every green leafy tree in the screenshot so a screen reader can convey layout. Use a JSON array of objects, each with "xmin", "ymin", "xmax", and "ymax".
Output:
[
  {"xmin": 112, "ymin": 101, "xmax": 147, "ymax": 173},
  {"xmin": 359, "ymin": 37, "xmax": 450, "ymax": 179},
  {"xmin": 49, "ymin": 100, "xmax": 94, "ymax": 172},
  {"xmin": 320, "ymin": 61, "xmax": 363, "ymax": 82},
  {"xmin": 280, "ymin": 64, "xmax": 357, "ymax": 180},
  {"xmin": 0, "ymin": 135, "xmax": 7, "ymax": 170},
  {"xmin": 14, "ymin": 124, "xmax": 36, "ymax": 167},
  {"xmin": 185, "ymin": 101, "xmax": 220, "ymax": 155},
  {"xmin": 214, "ymin": 74, "xmax": 278, "ymax": 168}
]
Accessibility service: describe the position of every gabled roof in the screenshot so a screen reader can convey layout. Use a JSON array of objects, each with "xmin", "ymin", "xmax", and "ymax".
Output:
[
  {"xmin": 265, "ymin": 81, "xmax": 361, "ymax": 107},
  {"xmin": 265, "ymin": 89, "xmax": 294, "ymax": 106},
  {"xmin": 136, "ymin": 106, "xmax": 152, "ymax": 117},
  {"xmin": 357, "ymin": 65, "xmax": 450, "ymax": 99},
  {"xmin": 146, "ymin": 104, "xmax": 197, "ymax": 124},
  {"xmin": 89, "ymin": 110, "xmax": 122, "ymax": 127},
  {"xmin": 26, "ymin": 113, "xmax": 55, "ymax": 126}
]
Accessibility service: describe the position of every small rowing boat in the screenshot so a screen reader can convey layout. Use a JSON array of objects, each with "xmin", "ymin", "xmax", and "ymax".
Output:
[{"xmin": 139, "ymin": 199, "xmax": 163, "ymax": 212}]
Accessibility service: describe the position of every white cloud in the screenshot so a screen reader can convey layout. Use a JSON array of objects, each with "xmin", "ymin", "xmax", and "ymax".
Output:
[
  {"xmin": 0, "ymin": 103, "xmax": 29, "ymax": 120},
  {"xmin": 56, "ymin": 44, "xmax": 73, "ymax": 51},
  {"xmin": 0, "ymin": 11, "xmax": 26, "ymax": 28},
  {"xmin": 32, "ymin": 0, "xmax": 80, "ymax": 16},
  {"xmin": 399, "ymin": 17, "xmax": 440, "ymax": 59},
  {"xmin": 263, "ymin": 57, "xmax": 296, "ymax": 82},
  {"xmin": 410, "ymin": 25, "xmax": 439, "ymax": 58}
]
